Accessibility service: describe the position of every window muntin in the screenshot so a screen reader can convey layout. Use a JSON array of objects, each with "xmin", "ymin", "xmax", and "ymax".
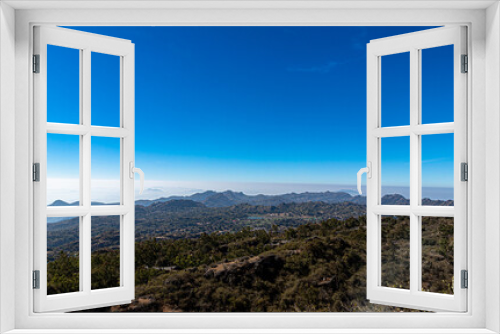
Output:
[
  {"xmin": 366, "ymin": 26, "xmax": 467, "ymax": 312},
  {"xmin": 33, "ymin": 26, "xmax": 136, "ymax": 312}
]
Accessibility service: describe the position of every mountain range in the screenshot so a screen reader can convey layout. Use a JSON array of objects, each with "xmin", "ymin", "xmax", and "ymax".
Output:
[
  {"xmin": 50, "ymin": 190, "xmax": 453, "ymax": 210},
  {"xmin": 135, "ymin": 190, "xmax": 366, "ymax": 207},
  {"xmin": 47, "ymin": 191, "xmax": 452, "ymax": 224}
]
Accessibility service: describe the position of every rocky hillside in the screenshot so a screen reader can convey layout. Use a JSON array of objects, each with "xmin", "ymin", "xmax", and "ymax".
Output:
[{"xmin": 57, "ymin": 215, "xmax": 454, "ymax": 313}]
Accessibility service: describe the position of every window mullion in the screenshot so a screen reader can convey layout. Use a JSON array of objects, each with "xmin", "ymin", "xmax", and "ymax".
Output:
[
  {"xmin": 82, "ymin": 47, "xmax": 92, "ymax": 293},
  {"xmin": 409, "ymin": 48, "xmax": 420, "ymax": 294},
  {"xmin": 78, "ymin": 48, "xmax": 84, "ymax": 293},
  {"xmin": 416, "ymin": 48, "xmax": 423, "ymax": 293}
]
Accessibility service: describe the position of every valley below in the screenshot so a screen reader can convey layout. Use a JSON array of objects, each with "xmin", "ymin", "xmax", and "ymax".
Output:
[{"xmin": 46, "ymin": 191, "xmax": 454, "ymax": 312}]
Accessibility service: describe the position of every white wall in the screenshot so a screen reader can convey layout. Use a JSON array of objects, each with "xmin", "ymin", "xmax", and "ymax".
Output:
[
  {"xmin": 486, "ymin": 2, "xmax": 500, "ymax": 333},
  {"xmin": 3, "ymin": 3, "xmax": 496, "ymax": 332},
  {"xmin": 0, "ymin": 2, "xmax": 16, "ymax": 333}
]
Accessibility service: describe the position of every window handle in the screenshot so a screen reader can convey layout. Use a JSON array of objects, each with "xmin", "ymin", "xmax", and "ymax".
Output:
[
  {"xmin": 129, "ymin": 161, "xmax": 145, "ymax": 195},
  {"xmin": 357, "ymin": 162, "xmax": 371, "ymax": 195}
]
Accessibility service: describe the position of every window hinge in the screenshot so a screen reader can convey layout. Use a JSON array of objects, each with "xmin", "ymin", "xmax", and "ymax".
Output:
[
  {"xmin": 33, "ymin": 54, "xmax": 40, "ymax": 73},
  {"xmin": 461, "ymin": 162, "xmax": 468, "ymax": 182},
  {"xmin": 33, "ymin": 163, "xmax": 40, "ymax": 182},
  {"xmin": 461, "ymin": 270, "xmax": 468, "ymax": 289},
  {"xmin": 461, "ymin": 54, "xmax": 468, "ymax": 73},
  {"xmin": 32, "ymin": 270, "xmax": 40, "ymax": 289}
]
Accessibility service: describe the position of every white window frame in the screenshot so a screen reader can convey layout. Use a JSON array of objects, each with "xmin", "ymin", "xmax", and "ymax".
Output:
[
  {"xmin": 0, "ymin": 1, "xmax": 498, "ymax": 333},
  {"xmin": 366, "ymin": 26, "xmax": 467, "ymax": 312},
  {"xmin": 33, "ymin": 26, "xmax": 136, "ymax": 312}
]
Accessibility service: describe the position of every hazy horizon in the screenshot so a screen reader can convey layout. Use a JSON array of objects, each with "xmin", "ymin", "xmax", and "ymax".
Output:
[{"xmin": 46, "ymin": 178, "xmax": 453, "ymax": 204}]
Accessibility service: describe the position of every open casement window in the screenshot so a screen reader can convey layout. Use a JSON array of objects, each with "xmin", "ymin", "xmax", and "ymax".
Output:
[
  {"xmin": 365, "ymin": 26, "xmax": 467, "ymax": 312},
  {"xmin": 33, "ymin": 26, "xmax": 141, "ymax": 312}
]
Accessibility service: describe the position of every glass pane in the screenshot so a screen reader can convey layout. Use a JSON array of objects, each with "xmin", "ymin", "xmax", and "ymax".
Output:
[
  {"xmin": 91, "ymin": 215, "xmax": 120, "ymax": 290},
  {"xmin": 47, "ymin": 45, "xmax": 80, "ymax": 124},
  {"xmin": 47, "ymin": 216, "xmax": 80, "ymax": 295},
  {"xmin": 381, "ymin": 52, "xmax": 410, "ymax": 127},
  {"xmin": 381, "ymin": 136, "xmax": 410, "ymax": 204},
  {"xmin": 91, "ymin": 137, "xmax": 121, "ymax": 204},
  {"xmin": 421, "ymin": 133, "xmax": 454, "ymax": 205},
  {"xmin": 91, "ymin": 52, "xmax": 120, "ymax": 127},
  {"xmin": 421, "ymin": 45, "xmax": 454, "ymax": 124},
  {"xmin": 47, "ymin": 133, "xmax": 80, "ymax": 206},
  {"xmin": 421, "ymin": 216, "xmax": 454, "ymax": 294},
  {"xmin": 381, "ymin": 215, "xmax": 410, "ymax": 290}
]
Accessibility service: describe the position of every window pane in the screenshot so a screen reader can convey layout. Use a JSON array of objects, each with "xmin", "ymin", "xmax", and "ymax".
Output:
[
  {"xmin": 91, "ymin": 137, "xmax": 121, "ymax": 204},
  {"xmin": 381, "ymin": 52, "xmax": 410, "ymax": 127},
  {"xmin": 91, "ymin": 52, "xmax": 120, "ymax": 127},
  {"xmin": 381, "ymin": 136, "xmax": 410, "ymax": 204},
  {"xmin": 47, "ymin": 45, "xmax": 80, "ymax": 124},
  {"xmin": 421, "ymin": 45, "xmax": 454, "ymax": 124},
  {"xmin": 381, "ymin": 215, "xmax": 410, "ymax": 290},
  {"xmin": 91, "ymin": 215, "xmax": 120, "ymax": 290},
  {"xmin": 47, "ymin": 133, "xmax": 80, "ymax": 206},
  {"xmin": 421, "ymin": 216, "xmax": 454, "ymax": 295},
  {"xmin": 47, "ymin": 216, "xmax": 80, "ymax": 295},
  {"xmin": 421, "ymin": 133, "xmax": 454, "ymax": 205}
]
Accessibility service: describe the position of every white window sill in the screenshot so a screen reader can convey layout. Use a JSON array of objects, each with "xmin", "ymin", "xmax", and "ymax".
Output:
[{"xmin": 4, "ymin": 330, "xmax": 498, "ymax": 334}]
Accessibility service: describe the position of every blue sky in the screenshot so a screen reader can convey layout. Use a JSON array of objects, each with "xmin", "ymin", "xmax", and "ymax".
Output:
[{"xmin": 46, "ymin": 26, "xmax": 454, "ymax": 202}]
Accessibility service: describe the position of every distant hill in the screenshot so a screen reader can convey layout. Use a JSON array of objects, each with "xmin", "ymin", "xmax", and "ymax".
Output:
[
  {"xmin": 46, "ymin": 190, "xmax": 453, "ymax": 256},
  {"xmin": 147, "ymin": 199, "xmax": 207, "ymax": 213},
  {"xmin": 381, "ymin": 194, "xmax": 409, "ymax": 205},
  {"xmin": 380, "ymin": 194, "xmax": 454, "ymax": 206},
  {"xmin": 135, "ymin": 190, "xmax": 363, "ymax": 208},
  {"xmin": 132, "ymin": 190, "xmax": 451, "ymax": 208},
  {"xmin": 47, "ymin": 200, "xmax": 369, "ymax": 256},
  {"xmin": 48, "ymin": 191, "xmax": 452, "ymax": 224}
]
